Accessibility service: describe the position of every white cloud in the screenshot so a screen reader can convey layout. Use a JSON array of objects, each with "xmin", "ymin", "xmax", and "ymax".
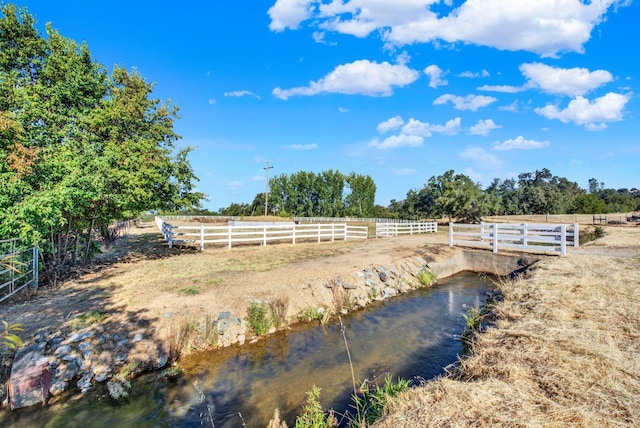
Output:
[
  {"xmin": 460, "ymin": 69, "xmax": 490, "ymax": 78},
  {"xmin": 312, "ymin": 31, "xmax": 325, "ymax": 43},
  {"xmin": 224, "ymin": 90, "xmax": 261, "ymax": 99},
  {"xmin": 372, "ymin": 116, "xmax": 461, "ymax": 149},
  {"xmin": 227, "ymin": 180, "xmax": 243, "ymax": 192},
  {"xmin": 268, "ymin": 0, "xmax": 314, "ymax": 31},
  {"xmin": 273, "ymin": 60, "xmax": 420, "ymax": 99},
  {"xmin": 208, "ymin": 99, "xmax": 216, "ymax": 105},
  {"xmin": 478, "ymin": 84, "xmax": 527, "ymax": 93},
  {"xmin": 424, "ymin": 64, "xmax": 448, "ymax": 88},
  {"xmin": 377, "ymin": 115, "xmax": 405, "ymax": 133},
  {"xmin": 534, "ymin": 92, "xmax": 631, "ymax": 130},
  {"xmin": 468, "ymin": 119, "xmax": 502, "ymax": 136},
  {"xmin": 394, "ymin": 168, "xmax": 417, "ymax": 176},
  {"xmin": 520, "ymin": 63, "xmax": 613, "ymax": 96},
  {"xmin": 284, "ymin": 143, "xmax": 318, "ymax": 150},
  {"xmin": 369, "ymin": 134, "xmax": 423, "ymax": 150},
  {"xmin": 269, "ymin": 0, "xmax": 626, "ymax": 57},
  {"xmin": 492, "ymin": 136, "xmax": 550, "ymax": 150},
  {"xmin": 460, "ymin": 146, "xmax": 502, "ymax": 169},
  {"xmin": 499, "ymin": 100, "xmax": 519, "ymax": 112},
  {"xmin": 338, "ymin": 106, "xmax": 349, "ymax": 113},
  {"xmin": 433, "ymin": 94, "xmax": 497, "ymax": 111}
]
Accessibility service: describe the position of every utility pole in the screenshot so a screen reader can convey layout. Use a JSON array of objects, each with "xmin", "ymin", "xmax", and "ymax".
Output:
[{"xmin": 264, "ymin": 161, "xmax": 273, "ymax": 216}]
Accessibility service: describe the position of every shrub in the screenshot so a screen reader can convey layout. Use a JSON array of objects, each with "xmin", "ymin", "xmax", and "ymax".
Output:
[
  {"xmin": 295, "ymin": 386, "xmax": 337, "ymax": 428},
  {"xmin": 246, "ymin": 301, "xmax": 273, "ymax": 335},
  {"xmin": 417, "ymin": 270, "xmax": 436, "ymax": 286},
  {"xmin": 270, "ymin": 295, "xmax": 290, "ymax": 328},
  {"xmin": 350, "ymin": 375, "xmax": 410, "ymax": 427},
  {"xmin": 297, "ymin": 306, "xmax": 324, "ymax": 323}
]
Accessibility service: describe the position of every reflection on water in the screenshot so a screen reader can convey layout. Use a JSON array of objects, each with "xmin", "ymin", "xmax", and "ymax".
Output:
[{"xmin": 4, "ymin": 271, "xmax": 493, "ymax": 427}]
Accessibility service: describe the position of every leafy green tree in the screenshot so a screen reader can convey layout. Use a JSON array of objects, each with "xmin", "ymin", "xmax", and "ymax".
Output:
[
  {"xmin": 428, "ymin": 170, "xmax": 485, "ymax": 222},
  {"xmin": 570, "ymin": 193, "xmax": 607, "ymax": 214},
  {"xmin": 0, "ymin": 4, "xmax": 202, "ymax": 283},
  {"xmin": 344, "ymin": 172, "xmax": 376, "ymax": 217}
]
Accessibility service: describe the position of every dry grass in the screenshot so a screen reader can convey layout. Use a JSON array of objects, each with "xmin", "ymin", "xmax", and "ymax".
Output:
[{"xmin": 375, "ymin": 228, "xmax": 640, "ymax": 427}]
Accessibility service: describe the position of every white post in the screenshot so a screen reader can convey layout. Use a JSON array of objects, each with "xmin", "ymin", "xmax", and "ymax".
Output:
[
  {"xmin": 560, "ymin": 224, "xmax": 567, "ymax": 256},
  {"xmin": 449, "ymin": 222, "xmax": 454, "ymax": 247},
  {"xmin": 168, "ymin": 224, "xmax": 173, "ymax": 249},
  {"xmin": 228, "ymin": 226, "xmax": 232, "ymax": 249},
  {"xmin": 521, "ymin": 223, "xmax": 528, "ymax": 246},
  {"xmin": 480, "ymin": 222, "xmax": 485, "ymax": 242},
  {"xmin": 573, "ymin": 223, "xmax": 579, "ymax": 247},
  {"xmin": 200, "ymin": 225, "xmax": 204, "ymax": 251},
  {"xmin": 32, "ymin": 247, "xmax": 39, "ymax": 290},
  {"xmin": 263, "ymin": 225, "xmax": 267, "ymax": 246},
  {"xmin": 292, "ymin": 224, "xmax": 296, "ymax": 244},
  {"xmin": 331, "ymin": 223, "xmax": 335, "ymax": 242},
  {"xmin": 318, "ymin": 224, "xmax": 321, "ymax": 243},
  {"xmin": 492, "ymin": 223, "xmax": 498, "ymax": 253}
]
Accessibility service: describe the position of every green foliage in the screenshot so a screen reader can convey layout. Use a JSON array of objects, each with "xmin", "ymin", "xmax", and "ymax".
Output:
[
  {"xmin": 350, "ymin": 375, "xmax": 410, "ymax": 427},
  {"xmin": 1, "ymin": 320, "xmax": 23, "ymax": 350},
  {"xmin": 417, "ymin": 270, "xmax": 436, "ymax": 286},
  {"xmin": 295, "ymin": 386, "xmax": 337, "ymax": 428},
  {"xmin": 178, "ymin": 287, "xmax": 199, "ymax": 295},
  {"xmin": 0, "ymin": 4, "xmax": 203, "ymax": 284},
  {"xmin": 246, "ymin": 301, "xmax": 273, "ymax": 335},
  {"xmin": 297, "ymin": 306, "xmax": 324, "ymax": 323},
  {"xmin": 595, "ymin": 226, "xmax": 605, "ymax": 239},
  {"xmin": 266, "ymin": 169, "xmax": 376, "ymax": 217}
]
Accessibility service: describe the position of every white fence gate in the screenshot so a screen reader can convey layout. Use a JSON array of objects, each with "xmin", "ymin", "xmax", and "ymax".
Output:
[
  {"xmin": 1, "ymin": 238, "xmax": 39, "ymax": 303},
  {"xmin": 449, "ymin": 222, "xmax": 579, "ymax": 256}
]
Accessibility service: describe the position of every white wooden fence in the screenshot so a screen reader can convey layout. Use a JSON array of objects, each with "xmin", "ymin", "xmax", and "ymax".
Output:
[
  {"xmin": 449, "ymin": 222, "xmax": 579, "ymax": 256},
  {"xmin": 1, "ymin": 238, "xmax": 38, "ymax": 303},
  {"xmin": 376, "ymin": 222, "xmax": 438, "ymax": 237},
  {"xmin": 155, "ymin": 217, "xmax": 368, "ymax": 250}
]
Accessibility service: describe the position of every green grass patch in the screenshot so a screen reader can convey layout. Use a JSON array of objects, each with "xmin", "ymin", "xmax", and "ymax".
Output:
[{"xmin": 68, "ymin": 311, "xmax": 109, "ymax": 330}]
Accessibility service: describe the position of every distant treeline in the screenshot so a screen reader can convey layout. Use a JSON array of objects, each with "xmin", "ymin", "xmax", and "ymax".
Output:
[{"xmin": 183, "ymin": 168, "xmax": 639, "ymax": 222}]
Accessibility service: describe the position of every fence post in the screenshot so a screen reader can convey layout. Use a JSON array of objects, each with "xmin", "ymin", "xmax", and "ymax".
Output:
[
  {"xmin": 200, "ymin": 225, "xmax": 204, "ymax": 251},
  {"xmin": 573, "ymin": 223, "xmax": 579, "ymax": 247},
  {"xmin": 492, "ymin": 223, "xmax": 499, "ymax": 253},
  {"xmin": 228, "ymin": 226, "xmax": 232, "ymax": 249},
  {"xmin": 331, "ymin": 223, "xmax": 335, "ymax": 242},
  {"xmin": 32, "ymin": 247, "xmax": 39, "ymax": 290},
  {"xmin": 263, "ymin": 225, "xmax": 267, "ymax": 246},
  {"xmin": 168, "ymin": 224, "xmax": 173, "ymax": 249},
  {"xmin": 292, "ymin": 224, "xmax": 296, "ymax": 245},
  {"xmin": 318, "ymin": 224, "xmax": 321, "ymax": 243},
  {"xmin": 560, "ymin": 225, "xmax": 567, "ymax": 256},
  {"xmin": 521, "ymin": 223, "xmax": 528, "ymax": 246},
  {"xmin": 449, "ymin": 222, "xmax": 454, "ymax": 247},
  {"xmin": 480, "ymin": 222, "xmax": 485, "ymax": 242}
]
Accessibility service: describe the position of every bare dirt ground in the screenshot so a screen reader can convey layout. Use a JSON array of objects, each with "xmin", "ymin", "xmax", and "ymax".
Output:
[{"xmin": 0, "ymin": 223, "xmax": 454, "ymax": 355}]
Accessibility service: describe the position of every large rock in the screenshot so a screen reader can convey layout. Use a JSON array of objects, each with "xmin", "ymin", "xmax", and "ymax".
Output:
[{"xmin": 8, "ymin": 343, "xmax": 51, "ymax": 409}]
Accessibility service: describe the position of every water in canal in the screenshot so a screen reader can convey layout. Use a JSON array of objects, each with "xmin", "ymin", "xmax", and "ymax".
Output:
[{"xmin": 5, "ymin": 271, "xmax": 495, "ymax": 427}]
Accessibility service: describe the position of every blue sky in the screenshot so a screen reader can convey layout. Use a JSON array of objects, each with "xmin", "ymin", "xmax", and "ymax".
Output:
[{"xmin": 14, "ymin": 0, "xmax": 640, "ymax": 210}]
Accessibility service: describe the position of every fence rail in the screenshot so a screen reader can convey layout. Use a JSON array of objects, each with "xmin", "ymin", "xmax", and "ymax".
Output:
[
  {"xmin": 159, "ymin": 215, "xmax": 415, "ymax": 224},
  {"xmin": 376, "ymin": 222, "xmax": 438, "ymax": 237},
  {"xmin": 449, "ymin": 222, "xmax": 579, "ymax": 256},
  {"xmin": 155, "ymin": 217, "xmax": 368, "ymax": 250},
  {"xmin": 1, "ymin": 238, "xmax": 38, "ymax": 303}
]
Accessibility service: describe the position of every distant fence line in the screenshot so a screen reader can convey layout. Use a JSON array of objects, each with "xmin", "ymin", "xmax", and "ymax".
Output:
[
  {"xmin": 1, "ymin": 238, "xmax": 38, "ymax": 304},
  {"xmin": 483, "ymin": 213, "xmax": 634, "ymax": 225},
  {"xmin": 155, "ymin": 217, "xmax": 368, "ymax": 250},
  {"xmin": 376, "ymin": 222, "xmax": 438, "ymax": 237},
  {"xmin": 158, "ymin": 215, "xmax": 416, "ymax": 224},
  {"xmin": 449, "ymin": 222, "xmax": 579, "ymax": 256}
]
